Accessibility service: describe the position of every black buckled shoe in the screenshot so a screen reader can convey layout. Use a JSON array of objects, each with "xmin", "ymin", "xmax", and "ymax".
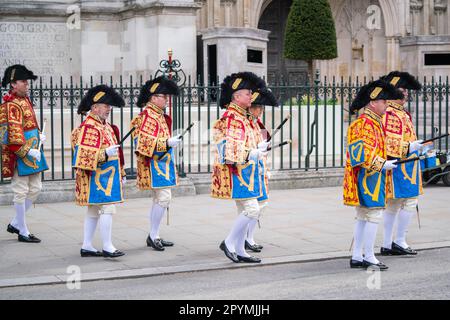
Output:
[
  {"xmin": 245, "ymin": 240, "xmax": 262, "ymax": 253},
  {"xmin": 380, "ymin": 247, "xmax": 402, "ymax": 256},
  {"xmin": 349, "ymin": 259, "xmax": 364, "ymax": 268},
  {"xmin": 160, "ymin": 238, "xmax": 174, "ymax": 247},
  {"xmin": 7, "ymin": 224, "xmax": 20, "ymax": 235},
  {"xmin": 18, "ymin": 234, "xmax": 41, "ymax": 243},
  {"xmin": 219, "ymin": 240, "xmax": 239, "ymax": 263},
  {"xmin": 102, "ymin": 250, "xmax": 125, "ymax": 258},
  {"xmin": 391, "ymin": 242, "xmax": 418, "ymax": 255},
  {"xmin": 237, "ymin": 255, "xmax": 261, "ymax": 263},
  {"xmin": 146, "ymin": 236, "xmax": 165, "ymax": 251},
  {"xmin": 362, "ymin": 260, "xmax": 389, "ymax": 271},
  {"xmin": 80, "ymin": 249, "xmax": 103, "ymax": 257}
]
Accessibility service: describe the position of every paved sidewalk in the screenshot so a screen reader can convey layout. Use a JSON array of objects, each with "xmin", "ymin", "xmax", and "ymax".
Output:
[{"xmin": 0, "ymin": 185, "xmax": 449, "ymax": 288}]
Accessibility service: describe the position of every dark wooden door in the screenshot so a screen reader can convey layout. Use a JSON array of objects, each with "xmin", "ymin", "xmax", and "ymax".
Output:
[{"xmin": 258, "ymin": 0, "xmax": 308, "ymax": 84}]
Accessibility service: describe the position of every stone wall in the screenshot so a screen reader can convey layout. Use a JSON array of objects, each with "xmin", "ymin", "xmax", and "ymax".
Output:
[{"xmin": 0, "ymin": 0, "xmax": 200, "ymax": 83}]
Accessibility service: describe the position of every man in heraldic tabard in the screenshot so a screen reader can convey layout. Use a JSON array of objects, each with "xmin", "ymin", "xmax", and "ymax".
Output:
[
  {"xmin": 344, "ymin": 80, "xmax": 404, "ymax": 271},
  {"xmin": 1, "ymin": 64, "xmax": 48, "ymax": 243},
  {"xmin": 131, "ymin": 76, "xmax": 181, "ymax": 252},
  {"xmin": 212, "ymin": 72, "xmax": 269, "ymax": 264},
  {"xmin": 71, "ymin": 85, "xmax": 126, "ymax": 258}
]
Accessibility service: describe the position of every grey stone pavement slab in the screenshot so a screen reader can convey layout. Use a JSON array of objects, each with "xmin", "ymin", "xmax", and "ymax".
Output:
[{"xmin": 0, "ymin": 185, "xmax": 449, "ymax": 288}]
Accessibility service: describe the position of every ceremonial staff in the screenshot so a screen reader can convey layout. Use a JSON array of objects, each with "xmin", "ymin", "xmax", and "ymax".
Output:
[
  {"xmin": 177, "ymin": 122, "xmax": 195, "ymax": 140},
  {"xmin": 266, "ymin": 140, "xmax": 292, "ymax": 151},
  {"xmin": 393, "ymin": 156, "xmax": 425, "ymax": 165},
  {"xmin": 420, "ymin": 133, "xmax": 450, "ymax": 144},
  {"xmin": 267, "ymin": 114, "xmax": 291, "ymax": 143},
  {"xmin": 119, "ymin": 127, "xmax": 136, "ymax": 145}
]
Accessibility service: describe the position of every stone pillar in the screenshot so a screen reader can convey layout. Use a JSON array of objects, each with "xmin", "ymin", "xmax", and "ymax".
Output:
[
  {"xmin": 82, "ymin": 1, "xmax": 200, "ymax": 81},
  {"xmin": 446, "ymin": 0, "xmax": 450, "ymax": 34},
  {"xmin": 214, "ymin": 0, "xmax": 221, "ymax": 27},
  {"xmin": 202, "ymin": 27, "xmax": 269, "ymax": 82},
  {"xmin": 404, "ymin": 0, "xmax": 412, "ymax": 35},
  {"xmin": 207, "ymin": 0, "xmax": 214, "ymax": 27},
  {"xmin": 386, "ymin": 36, "xmax": 401, "ymax": 71},
  {"xmin": 243, "ymin": 0, "xmax": 250, "ymax": 28},
  {"xmin": 222, "ymin": 0, "xmax": 235, "ymax": 27},
  {"xmin": 433, "ymin": 0, "xmax": 448, "ymax": 35},
  {"xmin": 423, "ymin": 0, "xmax": 432, "ymax": 34},
  {"xmin": 410, "ymin": 0, "xmax": 424, "ymax": 35}
]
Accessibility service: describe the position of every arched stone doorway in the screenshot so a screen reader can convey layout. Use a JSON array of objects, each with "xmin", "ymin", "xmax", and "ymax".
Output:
[
  {"xmin": 256, "ymin": 0, "xmax": 401, "ymax": 81},
  {"xmin": 257, "ymin": 0, "xmax": 308, "ymax": 84}
]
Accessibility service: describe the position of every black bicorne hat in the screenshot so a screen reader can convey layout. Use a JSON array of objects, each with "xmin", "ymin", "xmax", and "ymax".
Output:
[
  {"xmin": 219, "ymin": 72, "xmax": 267, "ymax": 109},
  {"xmin": 77, "ymin": 85, "xmax": 125, "ymax": 115},
  {"xmin": 251, "ymin": 87, "xmax": 279, "ymax": 107},
  {"xmin": 350, "ymin": 80, "xmax": 404, "ymax": 114},
  {"xmin": 380, "ymin": 71, "xmax": 422, "ymax": 91},
  {"xmin": 1, "ymin": 64, "xmax": 37, "ymax": 87},
  {"xmin": 136, "ymin": 76, "xmax": 180, "ymax": 108}
]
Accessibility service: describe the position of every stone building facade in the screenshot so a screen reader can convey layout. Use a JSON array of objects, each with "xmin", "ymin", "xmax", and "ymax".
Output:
[{"xmin": 0, "ymin": 0, "xmax": 449, "ymax": 84}]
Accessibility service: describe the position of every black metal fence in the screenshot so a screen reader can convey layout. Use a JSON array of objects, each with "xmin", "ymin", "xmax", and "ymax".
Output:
[{"xmin": 1, "ymin": 75, "xmax": 449, "ymax": 184}]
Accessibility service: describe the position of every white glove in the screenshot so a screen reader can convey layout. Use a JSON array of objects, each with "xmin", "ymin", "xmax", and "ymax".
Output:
[
  {"xmin": 409, "ymin": 140, "xmax": 424, "ymax": 153},
  {"xmin": 122, "ymin": 177, "xmax": 127, "ymax": 185},
  {"xmin": 249, "ymin": 149, "xmax": 267, "ymax": 161},
  {"xmin": 105, "ymin": 145, "xmax": 120, "ymax": 157},
  {"xmin": 39, "ymin": 133, "xmax": 46, "ymax": 143},
  {"xmin": 257, "ymin": 140, "xmax": 270, "ymax": 152},
  {"xmin": 27, "ymin": 149, "xmax": 41, "ymax": 162},
  {"xmin": 168, "ymin": 136, "xmax": 182, "ymax": 147},
  {"xmin": 383, "ymin": 160, "xmax": 398, "ymax": 171}
]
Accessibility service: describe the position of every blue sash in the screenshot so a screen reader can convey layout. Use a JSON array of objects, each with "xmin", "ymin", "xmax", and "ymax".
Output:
[
  {"xmin": 88, "ymin": 159, "xmax": 123, "ymax": 205},
  {"xmin": 150, "ymin": 149, "xmax": 177, "ymax": 188},
  {"xmin": 16, "ymin": 128, "xmax": 48, "ymax": 176},
  {"xmin": 391, "ymin": 151, "xmax": 421, "ymax": 198},
  {"xmin": 231, "ymin": 153, "xmax": 262, "ymax": 200},
  {"xmin": 357, "ymin": 167, "xmax": 386, "ymax": 208}
]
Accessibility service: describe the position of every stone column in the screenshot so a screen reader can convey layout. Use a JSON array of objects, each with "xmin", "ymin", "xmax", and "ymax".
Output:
[
  {"xmin": 207, "ymin": 0, "xmax": 214, "ymax": 27},
  {"xmin": 201, "ymin": 27, "xmax": 269, "ymax": 81},
  {"xmin": 404, "ymin": 0, "xmax": 412, "ymax": 35},
  {"xmin": 433, "ymin": 0, "xmax": 448, "ymax": 35},
  {"xmin": 386, "ymin": 36, "xmax": 401, "ymax": 71},
  {"xmin": 410, "ymin": 0, "xmax": 424, "ymax": 35},
  {"xmin": 214, "ymin": 0, "xmax": 221, "ymax": 27},
  {"xmin": 446, "ymin": 0, "xmax": 450, "ymax": 34},
  {"xmin": 243, "ymin": 0, "xmax": 250, "ymax": 28},
  {"xmin": 222, "ymin": 0, "xmax": 235, "ymax": 27},
  {"xmin": 116, "ymin": 1, "xmax": 200, "ymax": 80},
  {"xmin": 423, "ymin": 0, "xmax": 432, "ymax": 34}
]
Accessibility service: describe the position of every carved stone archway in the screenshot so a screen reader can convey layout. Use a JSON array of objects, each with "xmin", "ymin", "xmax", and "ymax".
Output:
[{"xmin": 254, "ymin": 0, "xmax": 402, "ymax": 79}]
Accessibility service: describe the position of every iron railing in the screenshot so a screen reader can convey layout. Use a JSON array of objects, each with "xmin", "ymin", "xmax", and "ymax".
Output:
[{"xmin": 1, "ymin": 75, "xmax": 449, "ymax": 184}]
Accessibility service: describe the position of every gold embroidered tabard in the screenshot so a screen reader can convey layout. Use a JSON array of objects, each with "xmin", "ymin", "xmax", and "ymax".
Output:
[
  {"xmin": 131, "ymin": 103, "xmax": 177, "ymax": 190},
  {"xmin": 343, "ymin": 109, "xmax": 387, "ymax": 208},
  {"xmin": 383, "ymin": 101, "xmax": 416, "ymax": 159},
  {"xmin": 211, "ymin": 103, "xmax": 260, "ymax": 200},
  {"xmin": 0, "ymin": 96, "xmax": 43, "ymax": 178},
  {"xmin": 71, "ymin": 114, "xmax": 124, "ymax": 206},
  {"xmin": 383, "ymin": 101, "xmax": 423, "ymax": 199}
]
